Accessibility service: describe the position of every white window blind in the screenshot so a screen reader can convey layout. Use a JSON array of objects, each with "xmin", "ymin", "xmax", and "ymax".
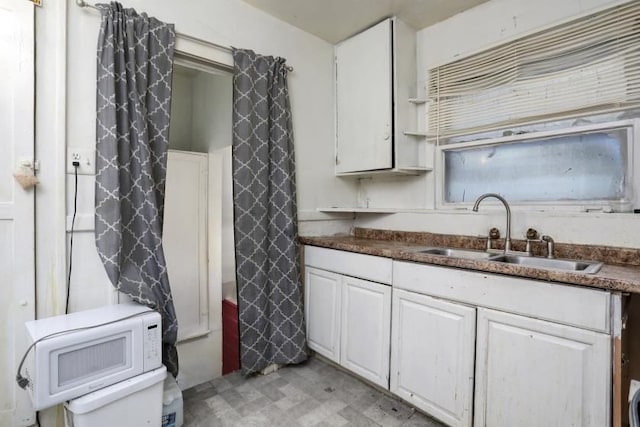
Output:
[{"xmin": 428, "ymin": 1, "xmax": 640, "ymax": 138}]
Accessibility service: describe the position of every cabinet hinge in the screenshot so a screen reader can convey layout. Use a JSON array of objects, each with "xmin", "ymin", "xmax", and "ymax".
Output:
[
  {"xmin": 335, "ymin": 155, "xmax": 340, "ymax": 165},
  {"xmin": 29, "ymin": 0, "xmax": 42, "ymax": 7}
]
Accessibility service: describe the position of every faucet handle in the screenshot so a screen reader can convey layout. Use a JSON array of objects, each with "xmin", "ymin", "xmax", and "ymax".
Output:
[
  {"xmin": 489, "ymin": 227, "xmax": 500, "ymax": 239},
  {"xmin": 525, "ymin": 228, "xmax": 538, "ymax": 240}
]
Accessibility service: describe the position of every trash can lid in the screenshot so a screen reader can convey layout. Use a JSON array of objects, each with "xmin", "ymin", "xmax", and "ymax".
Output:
[{"xmin": 65, "ymin": 366, "xmax": 167, "ymax": 414}]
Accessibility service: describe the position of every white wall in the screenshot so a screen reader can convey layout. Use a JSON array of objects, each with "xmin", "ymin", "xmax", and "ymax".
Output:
[
  {"xmin": 168, "ymin": 69, "xmax": 195, "ymax": 151},
  {"xmin": 29, "ymin": 0, "xmax": 638, "ymax": 423},
  {"xmin": 34, "ymin": 3, "xmax": 68, "ymax": 424},
  {"xmin": 41, "ymin": 0, "xmax": 355, "ymax": 311},
  {"xmin": 212, "ymin": 147, "xmax": 237, "ymax": 302},
  {"xmin": 34, "ymin": 1, "xmax": 353, "ymax": 425},
  {"xmin": 182, "ymin": 69, "xmax": 237, "ymax": 292},
  {"xmin": 354, "ymin": 0, "xmax": 640, "ymax": 248},
  {"xmin": 417, "ymin": 0, "xmax": 630, "ymax": 71},
  {"xmin": 187, "ymin": 70, "xmax": 237, "ymax": 298},
  {"xmin": 35, "ymin": 1, "xmax": 67, "ymax": 323},
  {"xmin": 219, "ymin": 147, "xmax": 236, "ymax": 288},
  {"xmin": 192, "ymin": 71, "xmax": 233, "ymax": 152},
  {"xmin": 56, "ymin": 0, "xmax": 354, "ymax": 352}
]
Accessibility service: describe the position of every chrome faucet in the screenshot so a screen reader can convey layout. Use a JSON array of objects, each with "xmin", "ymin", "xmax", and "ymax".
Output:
[{"xmin": 472, "ymin": 193, "xmax": 512, "ymax": 253}]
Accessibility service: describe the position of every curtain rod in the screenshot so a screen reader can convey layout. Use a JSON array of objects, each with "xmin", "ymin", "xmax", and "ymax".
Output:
[{"xmin": 75, "ymin": 0, "xmax": 294, "ymax": 72}]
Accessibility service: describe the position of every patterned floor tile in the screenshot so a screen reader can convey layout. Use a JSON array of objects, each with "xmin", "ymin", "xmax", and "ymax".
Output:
[
  {"xmin": 338, "ymin": 405, "xmax": 380, "ymax": 427},
  {"xmin": 256, "ymin": 379, "xmax": 287, "ymax": 402},
  {"xmin": 236, "ymin": 396, "xmax": 272, "ymax": 417},
  {"xmin": 296, "ymin": 399, "xmax": 349, "ymax": 426},
  {"xmin": 274, "ymin": 384, "xmax": 312, "ymax": 411},
  {"xmin": 183, "ymin": 356, "xmax": 444, "ymax": 427},
  {"xmin": 286, "ymin": 396, "xmax": 324, "ymax": 420},
  {"xmin": 219, "ymin": 388, "xmax": 246, "ymax": 409},
  {"xmin": 400, "ymin": 417, "xmax": 445, "ymax": 427},
  {"xmin": 362, "ymin": 394, "xmax": 416, "ymax": 427},
  {"xmin": 257, "ymin": 402, "xmax": 297, "ymax": 426}
]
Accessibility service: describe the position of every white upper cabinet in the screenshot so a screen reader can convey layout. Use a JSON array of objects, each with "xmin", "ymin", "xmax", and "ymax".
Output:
[
  {"xmin": 335, "ymin": 18, "xmax": 428, "ymax": 176},
  {"xmin": 336, "ymin": 19, "xmax": 392, "ymax": 173}
]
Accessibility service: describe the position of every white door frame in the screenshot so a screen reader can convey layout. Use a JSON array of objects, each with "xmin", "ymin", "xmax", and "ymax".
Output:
[
  {"xmin": 171, "ymin": 35, "xmax": 234, "ymax": 389},
  {"xmin": 34, "ymin": 0, "xmax": 67, "ymax": 317},
  {"xmin": 0, "ymin": 0, "xmax": 36, "ymax": 425}
]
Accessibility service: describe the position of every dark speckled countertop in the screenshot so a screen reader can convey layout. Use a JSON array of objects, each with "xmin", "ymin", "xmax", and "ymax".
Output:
[{"xmin": 300, "ymin": 228, "xmax": 640, "ymax": 294}]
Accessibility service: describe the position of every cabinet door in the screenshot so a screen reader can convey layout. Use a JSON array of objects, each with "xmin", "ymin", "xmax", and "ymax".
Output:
[
  {"xmin": 474, "ymin": 308, "xmax": 611, "ymax": 427},
  {"xmin": 390, "ymin": 289, "xmax": 476, "ymax": 427},
  {"xmin": 341, "ymin": 276, "xmax": 391, "ymax": 388},
  {"xmin": 335, "ymin": 18, "xmax": 393, "ymax": 173},
  {"xmin": 164, "ymin": 150, "xmax": 209, "ymax": 341},
  {"xmin": 304, "ymin": 267, "xmax": 341, "ymax": 363}
]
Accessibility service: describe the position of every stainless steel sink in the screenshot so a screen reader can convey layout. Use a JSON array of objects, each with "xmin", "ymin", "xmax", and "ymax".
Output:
[
  {"xmin": 413, "ymin": 247, "xmax": 494, "ymax": 260},
  {"xmin": 490, "ymin": 254, "xmax": 603, "ymax": 274},
  {"xmin": 408, "ymin": 246, "xmax": 603, "ymax": 274}
]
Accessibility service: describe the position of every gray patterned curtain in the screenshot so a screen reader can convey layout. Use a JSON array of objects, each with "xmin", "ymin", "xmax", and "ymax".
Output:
[
  {"xmin": 94, "ymin": 2, "xmax": 179, "ymax": 376},
  {"xmin": 232, "ymin": 49, "xmax": 307, "ymax": 375}
]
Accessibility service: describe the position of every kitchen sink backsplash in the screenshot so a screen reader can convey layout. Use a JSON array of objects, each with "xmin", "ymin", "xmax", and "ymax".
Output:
[{"xmin": 352, "ymin": 227, "xmax": 640, "ymax": 267}]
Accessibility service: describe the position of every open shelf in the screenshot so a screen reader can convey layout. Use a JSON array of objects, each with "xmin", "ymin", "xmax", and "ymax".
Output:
[
  {"xmin": 336, "ymin": 166, "xmax": 432, "ymax": 177},
  {"xmin": 318, "ymin": 207, "xmax": 414, "ymax": 213},
  {"xmin": 403, "ymin": 131, "xmax": 428, "ymax": 137}
]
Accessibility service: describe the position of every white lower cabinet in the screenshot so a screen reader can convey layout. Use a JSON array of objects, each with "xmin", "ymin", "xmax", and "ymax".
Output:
[
  {"xmin": 304, "ymin": 264, "xmax": 391, "ymax": 388},
  {"xmin": 304, "ymin": 267, "xmax": 341, "ymax": 364},
  {"xmin": 474, "ymin": 308, "xmax": 611, "ymax": 427},
  {"xmin": 304, "ymin": 251, "xmax": 613, "ymax": 426},
  {"xmin": 393, "ymin": 260, "xmax": 612, "ymax": 427},
  {"xmin": 390, "ymin": 289, "xmax": 476, "ymax": 427},
  {"xmin": 341, "ymin": 275, "xmax": 391, "ymax": 387}
]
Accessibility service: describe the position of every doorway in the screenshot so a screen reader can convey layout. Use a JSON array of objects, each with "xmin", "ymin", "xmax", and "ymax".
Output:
[{"xmin": 163, "ymin": 59, "xmax": 236, "ymax": 389}]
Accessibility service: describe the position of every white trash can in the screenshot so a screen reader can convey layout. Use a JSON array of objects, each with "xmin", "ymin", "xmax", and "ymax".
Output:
[
  {"xmin": 65, "ymin": 366, "xmax": 167, "ymax": 427},
  {"xmin": 162, "ymin": 375, "xmax": 183, "ymax": 427}
]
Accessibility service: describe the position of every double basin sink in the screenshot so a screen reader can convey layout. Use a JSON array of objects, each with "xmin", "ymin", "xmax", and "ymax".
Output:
[{"xmin": 411, "ymin": 247, "xmax": 603, "ymax": 274}]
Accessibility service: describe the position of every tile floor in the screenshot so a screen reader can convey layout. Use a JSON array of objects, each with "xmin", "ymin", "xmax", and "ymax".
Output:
[{"xmin": 182, "ymin": 356, "xmax": 445, "ymax": 427}]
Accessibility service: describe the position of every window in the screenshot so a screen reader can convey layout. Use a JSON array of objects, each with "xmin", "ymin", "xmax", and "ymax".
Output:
[
  {"xmin": 429, "ymin": 2, "xmax": 640, "ymax": 210},
  {"xmin": 439, "ymin": 121, "xmax": 634, "ymax": 207}
]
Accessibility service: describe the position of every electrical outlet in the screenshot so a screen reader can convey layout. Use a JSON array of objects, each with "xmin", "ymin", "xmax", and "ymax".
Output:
[{"xmin": 67, "ymin": 147, "xmax": 96, "ymax": 175}]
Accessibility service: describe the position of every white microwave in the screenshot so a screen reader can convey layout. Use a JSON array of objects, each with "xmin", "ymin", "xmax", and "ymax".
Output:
[{"xmin": 22, "ymin": 303, "xmax": 162, "ymax": 410}]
